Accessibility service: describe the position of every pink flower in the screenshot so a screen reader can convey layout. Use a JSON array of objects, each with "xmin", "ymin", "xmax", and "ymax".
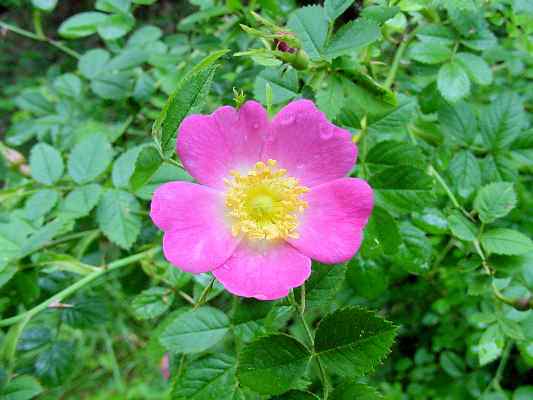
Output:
[
  {"xmin": 160, "ymin": 353, "xmax": 170, "ymax": 380},
  {"xmin": 150, "ymin": 100, "xmax": 373, "ymax": 300}
]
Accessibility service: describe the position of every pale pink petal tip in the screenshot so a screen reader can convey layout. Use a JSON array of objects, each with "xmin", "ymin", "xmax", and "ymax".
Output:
[
  {"xmin": 213, "ymin": 242, "xmax": 312, "ymax": 300},
  {"xmin": 160, "ymin": 353, "xmax": 170, "ymax": 380}
]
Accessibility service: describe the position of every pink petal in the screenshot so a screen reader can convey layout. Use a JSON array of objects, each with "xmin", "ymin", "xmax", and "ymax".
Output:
[
  {"xmin": 288, "ymin": 178, "xmax": 373, "ymax": 264},
  {"xmin": 213, "ymin": 242, "xmax": 311, "ymax": 300},
  {"xmin": 264, "ymin": 100, "xmax": 357, "ymax": 188},
  {"xmin": 150, "ymin": 181, "xmax": 239, "ymax": 273},
  {"xmin": 177, "ymin": 101, "xmax": 269, "ymax": 189}
]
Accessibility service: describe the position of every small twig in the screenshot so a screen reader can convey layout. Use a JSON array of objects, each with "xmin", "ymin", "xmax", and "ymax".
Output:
[{"xmin": 193, "ymin": 277, "xmax": 216, "ymax": 310}]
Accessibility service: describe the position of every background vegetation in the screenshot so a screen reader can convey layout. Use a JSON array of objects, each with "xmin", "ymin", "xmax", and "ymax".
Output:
[{"xmin": 0, "ymin": 0, "xmax": 532, "ymax": 399}]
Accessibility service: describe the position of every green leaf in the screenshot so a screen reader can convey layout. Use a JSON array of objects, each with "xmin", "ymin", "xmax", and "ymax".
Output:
[
  {"xmin": 237, "ymin": 334, "xmax": 311, "ymax": 395},
  {"xmin": 61, "ymin": 296, "xmax": 109, "ymax": 328},
  {"xmin": 0, "ymin": 375, "xmax": 43, "ymax": 400},
  {"xmin": 366, "ymin": 97, "xmax": 417, "ymax": 138},
  {"xmin": 478, "ymin": 324, "xmax": 504, "ymax": 366},
  {"xmin": 287, "ymin": 6, "xmax": 329, "ymax": 60},
  {"xmin": 58, "ymin": 12, "xmax": 107, "ymax": 39},
  {"xmin": 35, "ymin": 341, "xmax": 76, "ymax": 386},
  {"xmin": 361, "ymin": 6, "xmax": 400, "ymax": 23},
  {"xmin": 315, "ymin": 74, "xmax": 345, "ymax": 120},
  {"xmin": 416, "ymin": 24, "xmax": 456, "ymax": 46},
  {"xmin": 153, "ymin": 49, "xmax": 228, "ymax": 158},
  {"xmin": 60, "ymin": 184, "xmax": 102, "ymax": 219},
  {"xmin": 447, "ymin": 150, "xmax": 481, "ymax": 200},
  {"xmin": 303, "ymin": 262, "xmax": 346, "ymax": 308},
  {"xmin": 447, "ymin": 211, "xmax": 477, "ymax": 241},
  {"xmin": 366, "ymin": 140, "xmax": 425, "ymax": 169},
  {"xmin": 90, "ymin": 71, "xmax": 133, "ymax": 100},
  {"xmin": 324, "ymin": 19, "xmax": 380, "ymax": 59},
  {"xmin": 78, "ymin": 49, "xmax": 110, "ymax": 79},
  {"xmin": 96, "ymin": 189, "xmax": 141, "ymax": 249},
  {"xmin": 479, "ymin": 93, "xmax": 525, "ymax": 150},
  {"xmin": 498, "ymin": 317, "xmax": 525, "ymax": 341},
  {"xmin": 325, "ymin": 0, "xmax": 355, "ymax": 20},
  {"xmin": 21, "ymin": 218, "xmax": 71, "ymax": 256},
  {"xmin": 438, "ymin": 100, "xmax": 477, "ymax": 146},
  {"xmin": 29, "ymin": 143, "xmax": 64, "ymax": 185},
  {"xmin": 393, "ymin": 222, "xmax": 432, "ymax": 275},
  {"xmin": 131, "ymin": 287, "xmax": 174, "ymax": 320},
  {"xmin": 456, "ymin": 52, "xmax": 493, "ymax": 86},
  {"xmin": 97, "ymin": 13, "xmax": 135, "ymax": 40},
  {"xmin": 315, "ymin": 307, "xmax": 397, "ymax": 377},
  {"xmin": 474, "ymin": 182, "xmax": 517, "ymax": 224},
  {"xmin": 254, "ymin": 68, "xmax": 299, "ymax": 105},
  {"xmin": 53, "ymin": 73, "xmax": 82, "ymax": 98},
  {"xmin": 437, "ymin": 61, "xmax": 470, "ymax": 102},
  {"xmin": 271, "ymin": 391, "xmax": 320, "ymax": 400},
  {"xmin": 24, "ymin": 189, "xmax": 59, "ymax": 220},
  {"xmin": 129, "ymin": 145, "xmax": 162, "ymax": 191},
  {"xmin": 409, "ymin": 41, "xmax": 453, "ymax": 64},
  {"xmin": 481, "ymin": 229, "xmax": 533, "ymax": 256},
  {"xmin": 112, "ymin": 146, "xmax": 143, "ymax": 189},
  {"xmin": 360, "ymin": 206, "xmax": 401, "ymax": 257},
  {"xmin": 160, "ymin": 306, "xmax": 229, "ymax": 353},
  {"xmin": 31, "ymin": 0, "xmax": 58, "ymax": 11},
  {"xmin": 68, "ymin": 135, "xmax": 113, "ymax": 184},
  {"xmin": 17, "ymin": 327, "xmax": 52, "ymax": 352},
  {"xmin": 347, "ymin": 258, "xmax": 389, "ymax": 300},
  {"xmin": 440, "ymin": 351, "xmax": 465, "ymax": 377},
  {"xmin": 330, "ymin": 382, "xmax": 383, "ymax": 400},
  {"xmin": 96, "ymin": 0, "xmax": 131, "ymax": 14},
  {"xmin": 370, "ymin": 165, "xmax": 434, "ymax": 213},
  {"xmin": 173, "ymin": 354, "xmax": 237, "ymax": 400}
]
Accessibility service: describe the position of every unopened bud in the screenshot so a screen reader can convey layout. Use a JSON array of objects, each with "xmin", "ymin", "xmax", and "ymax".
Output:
[{"xmin": 1, "ymin": 147, "xmax": 26, "ymax": 166}]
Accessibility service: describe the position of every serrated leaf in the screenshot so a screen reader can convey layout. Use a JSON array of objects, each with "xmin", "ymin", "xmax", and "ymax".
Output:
[
  {"xmin": 409, "ymin": 41, "xmax": 452, "ymax": 64},
  {"xmin": 447, "ymin": 150, "xmax": 481, "ymax": 200},
  {"xmin": 254, "ymin": 68, "xmax": 299, "ymax": 105},
  {"xmin": 447, "ymin": 211, "xmax": 477, "ymax": 241},
  {"xmin": 154, "ymin": 50, "xmax": 228, "ymax": 158},
  {"xmin": 366, "ymin": 140, "xmax": 425, "ymax": 168},
  {"xmin": 315, "ymin": 74, "xmax": 345, "ymax": 120},
  {"xmin": 478, "ymin": 324, "xmax": 504, "ymax": 366},
  {"xmin": 302, "ymin": 262, "xmax": 346, "ymax": 308},
  {"xmin": 24, "ymin": 189, "xmax": 59, "ymax": 220},
  {"xmin": 131, "ymin": 287, "xmax": 174, "ymax": 320},
  {"xmin": 366, "ymin": 97, "xmax": 416, "ymax": 138},
  {"xmin": 315, "ymin": 307, "xmax": 397, "ymax": 377},
  {"xmin": 96, "ymin": 189, "xmax": 141, "ymax": 249},
  {"xmin": 325, "ymin": 0, "xmax": 355, "ymax": 20},
  {"xmin": 331, "ymin": 382, "xmax": 384, "ymax": 400},
  {"xmin": 360, "ymin": 206, "xmax": 401, "ymax": 257},
  {"xmin": 437, "ymin": 61, "xmax": 470, "ymax": 103},
  {"xmin": 112, "ymin": 146, "xmax": 143, "ymax": 188},
  {"xmin": 173, "ymin": 354, "xmax": 237, "ymax": 400},
  {"xmin": 440, "ymin": 351, "xmax": 465, "ymax": 378},
  {"xmin": 438, "ymin": 100, "xmax": 477, "ymax": 146},
  {"xmin": 29, "ymin": 143, "xmax": 64, "ymax": 185},
  {"xmin": 347, "ymin": 258, "xmax": 389, "ymax": 299},
  {"xmin": 61, "ymin": 296, "xmax": 109, "ymax": 328},
  {"xmin": 456, "ymin": 52, "xmax": 493, "ymax": 86},
  {"xmin": 361, "ymin": 6, "xmax": 399, "ymax": 23},
  {"xmin": 160, "ymin": 306, "xmax": 229, "ymax": 353},
  {"xmin": 479, "ymin": 93, "xmax": 525, "ymax": 150},
  {"xmin": 393, "ymin": 222, "xmax": 432, "ymax": 275},
  {"xmin": 271, "ymin": 390, "xmax": 320, "ymax": 400},
  {"xmin": 0, "ymin": 375, "xmax": 43, "ymax": 400},
  {"xmin": 129, "ymin": 145, "xmax": 162, "ymax": 191},
  {"xmin": 68, "ymin": 135, "xmax": 113, "ymax": 184},
  {"xmin": 324, "ymin": 19, "xmax": 380, "ymax": 59},
  {"xmin": 35, "ymin": 341, "xmax": 76, "ymax": 386},
  {"xmin": 60, "ymin": 184, "xmax": 102, "ymax": 219},
  {"xmin": 474, "ymin": 182, "xmax": 517, "ymax": 223},
  {"xmin": 238, "ymin": 334, "xmax": 311, "ymax": 395},
  {"xmin": 481, "ymin": 229, "xmax": 533, "ymax": 256},
  {"xmin": 287, "ymin": 6, "xmax": 329, "ymax": 60}
]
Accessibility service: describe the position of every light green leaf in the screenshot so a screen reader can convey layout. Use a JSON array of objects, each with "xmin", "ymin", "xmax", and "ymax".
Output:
[
  {"xmin": 31, "ymin": 0, "xmax": 58, "ymax": 11},
  {"xmin": 238, "ymin": 334, "xmax": 311, "ymax": 395},
  {"xmin": 129, "ymin": 145, "xmax": 162, "ymax": 191},
  {"xmin": 447, "ymin": 211, "xmax": 477, "ymax": 241},
  {"xmin": 331, "ymin": 382, "xmax": 383, "ymax": 400},
  {"xmin": 68, "ymin": 135, "xmax": 113, "ymax": 184},
  {"xmin": 160, "ymin": 306, "xmax": 229, "ymax": 353},
  {"xmin": 393, "ymin": 222, "xmax": 432, "ymax": 275},
  {"xmin": 60, "ymin": 184, "xmax": 102, "ymax": 219},
  {"xmin": 97, "ymin": 13, "xmax": 135, "ymax": 40},
  {"xmin": 481, "ymin": 229, "xmax": 533, "ymax": 256},
  {"xmin": 24, "ymin": 189, "xmax": 59, "ymax": 220},
  {"xmin": 271, "ymin": 391, "xmax": 320, "ymax": 400},
  {"xmin": 456, "ymin": 52, "xmax": 493, "ymax": 86},
  {"xmin": 478, "ymin": 324, "xmax": 504, "ymax": 366},
  {"xmin": 90, "ymin": 71, "xmax": 133, "ymax": 100},
  {"xmin": 96, "ymin": 0, "xmax": 131, "ymax": 14},
  {"xmin": 361, "ymin": 5, "xmax": 400, "ymax": 23},
  {"xmin": 78, "ymin": 49, "xmax": 110, "ymax": 79},
  {"xmin": 153, "ymin": 50, "xmax": 228, "ymax": 158},
  {"xmin": 315, "ymin": 74, "xmax": 345, "ymax": 120},
  {"xmin": 173, "ymin": 354, "xmax": 237, "ymax": 400},
  {"xmin": 325, "ymin": 0, "xmax": 355, "ymax": 20},
  {"xmin": 112, "ymin": 146, "xmax": 143, "ymax": 189},
  {"xmin": 287, "ymin": 6, "xmax": 329, "ymax": 60},
  {"xmin": 474, "ymin": 182, "xmax": 517, "ymax": 223},
  {"xmin": 131, "ymin": 287, "xmax": 174, "ymax": 320},
  {"xmin": 96, "ymin": 189, "xmax": 141, "ymax": 249},
  {"xmin": 315, "ymin": 307, "xmax": 397, "ymax": 377},
  {"xmin": 440, "ymin": 351, "xmax": 465, "ymax": 378},
  {"xmin": 324, "ymin": 19, "xmax": 380, "ymax": 59},
  {"xmin": 58, "ymin": 12, "xmax": 107, "ymax": 39},
  {"xmin": 53, "ymin": 73, "xmax": 82, "ymax": 98},
  {"xmin": 416, "ymin": 24, "xmax": 456, "ymax": 46},
  {"xmin": 254, "ymin": 68, "xmax": 299, "ymax": 105},
  {"xmin": 409, "ymin": 41, "xmax": 453, "ymax": 64},
  {"xmin": 447, "ymin": 150, "xmax": 481, "ymax": 200},
  {"xmin": 438, "ymin": 100, "xmax": 477, "ymax": 146},
  {"xmin": 0, "ymin": 375, "xmax": 43, "ymax": 400},
  {"xmin": 437, "ymin": 61, "xmax": 470, "ymax": 102},
  {"xmin": 29, "ymin": 143, "xmax": 64, "ymax": 185}
]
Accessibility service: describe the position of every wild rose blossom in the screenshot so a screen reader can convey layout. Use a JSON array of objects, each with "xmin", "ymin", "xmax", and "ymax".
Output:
[{"xmin": 150, "ymin": 100, "xmax": 373, "ymax": 300}]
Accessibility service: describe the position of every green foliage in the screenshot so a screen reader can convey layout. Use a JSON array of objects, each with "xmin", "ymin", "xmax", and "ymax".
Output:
[{"xmin": 1, "ymin": 0, "xmax": 532, "ymax": 399}]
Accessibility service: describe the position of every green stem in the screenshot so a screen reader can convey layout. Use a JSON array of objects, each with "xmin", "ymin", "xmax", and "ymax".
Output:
[
  {"xmin": 103, "ymin": 329, "xmax": 125, "ymax": 393},
  {"xmin": 429, "ymin": 165, "xmax": 474, "ymax": 222},
  {"xmin": 32, "ymin": 9, "xmax": 45, "ymax": 38},
  {"xmin": 0, "ymin": 247, "xmax": 161, "ymax": 327},
  {"xmin": 193, "ymin": 277, "xmax": 216, "ymax": 310},
  {"xmin": 384, "ymin": 34, "xmax": 411, "ymax": 89},
  {"xmin": 0, "ymin": 21, "xmax": 80, "ymax": 59}
]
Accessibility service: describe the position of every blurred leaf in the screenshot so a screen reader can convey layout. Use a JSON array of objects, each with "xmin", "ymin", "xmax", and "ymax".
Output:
[
  {"xmin": 31, "ymin": 0, "xmax": 58, "ymax": 11},
  {"xmin": 0, "ymin": 375, "xmax": 43, "ymax": 400},
  {"xmin": 35, "ymin": 341, "xmax": 76, "ymax": 386},
  {"xmin": 254, "ymin": 68, "xmax": 299, "ymax": 105},
  {"xmin": 68, "ymin": 135, "xmax": 113, "ymax": 184},
  {"xmin": 330, "ymin": 382, "xmax": 383, "ymax": 400},
  {"xmin": 131, "ymin": 287, "xmax": 174, "ymax": 320},
  {"xmin": 24, "ymin": 189, "xmax": 59, "ymax": 220},
  {"xmin": 287, "ymin": 6, "xmax": 328, "ymax": 60},
  {"xmin": 438, "ymin": 100, "xmax": 477, "ymax": 146},
  {"xmin": 325, "ymin": 0, "xmax": 355, "ymax": 20},
  {"xmin": 481, "ymin": 229, "xmax": 533, "ymax": 256},
  {"xmin": 129, "ymin": 145, "xmax": 162, "ymax": 191},
  {"xmin": 456, "ymin": 52, "xmax": 493, "ymax": 86},
  {"xmin": 478, "ymin": 324, "xmax": 504, "ymax": 366},
  {"xmin": 324, "ymin": 19, "xmax": 381, "ymax": 59},
  {"xmin": 58, "ymin": 12, "xmax": 107, "ymax": 39},
  {"xmin": 437, "ymin": 61, "xmax": 470, "ymax": 103},
  {"xmin": 61, "ymin": 296, "xmax": 110, "ymax": 328},
  {"xmin": 59, "ymin": 184, "xmax": 102, "ymax": 219},
  {"xmin": 29, "ymin": 143, "xmax": 64, "ymax": 185},
  {"xmin": 440, "ymin": 351, "xmax": 465, "ymax": 377},
  {"xmin": 409, "ymin": 42, "xmax": 452, "ymax": 64},
  {"xmin": 474, "ymin": 182, "xmax": 517, "ymax": 224},
  {"xmin": 447, "ymin": 150, "xmax": 481, "ymax": 200}
]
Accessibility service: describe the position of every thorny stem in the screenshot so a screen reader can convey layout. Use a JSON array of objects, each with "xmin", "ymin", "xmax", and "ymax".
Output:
[
  {"xmin": 0, "ymin": 247, "xmax": 161, "ymax": 327},
  {"xmin": 0, "ymin": 20, "xmax": 80, "ymax": 59}
]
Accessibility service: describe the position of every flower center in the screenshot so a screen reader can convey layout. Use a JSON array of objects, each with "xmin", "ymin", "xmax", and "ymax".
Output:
[{"xmin": 224, "ymin": 159, "xmax": 309, "ymax": 240}]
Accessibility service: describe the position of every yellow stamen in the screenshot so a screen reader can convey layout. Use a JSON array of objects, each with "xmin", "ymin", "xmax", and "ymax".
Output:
[{"xmin": 225, "ymin": 159, "xmax": 309, "ymax": 240}]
